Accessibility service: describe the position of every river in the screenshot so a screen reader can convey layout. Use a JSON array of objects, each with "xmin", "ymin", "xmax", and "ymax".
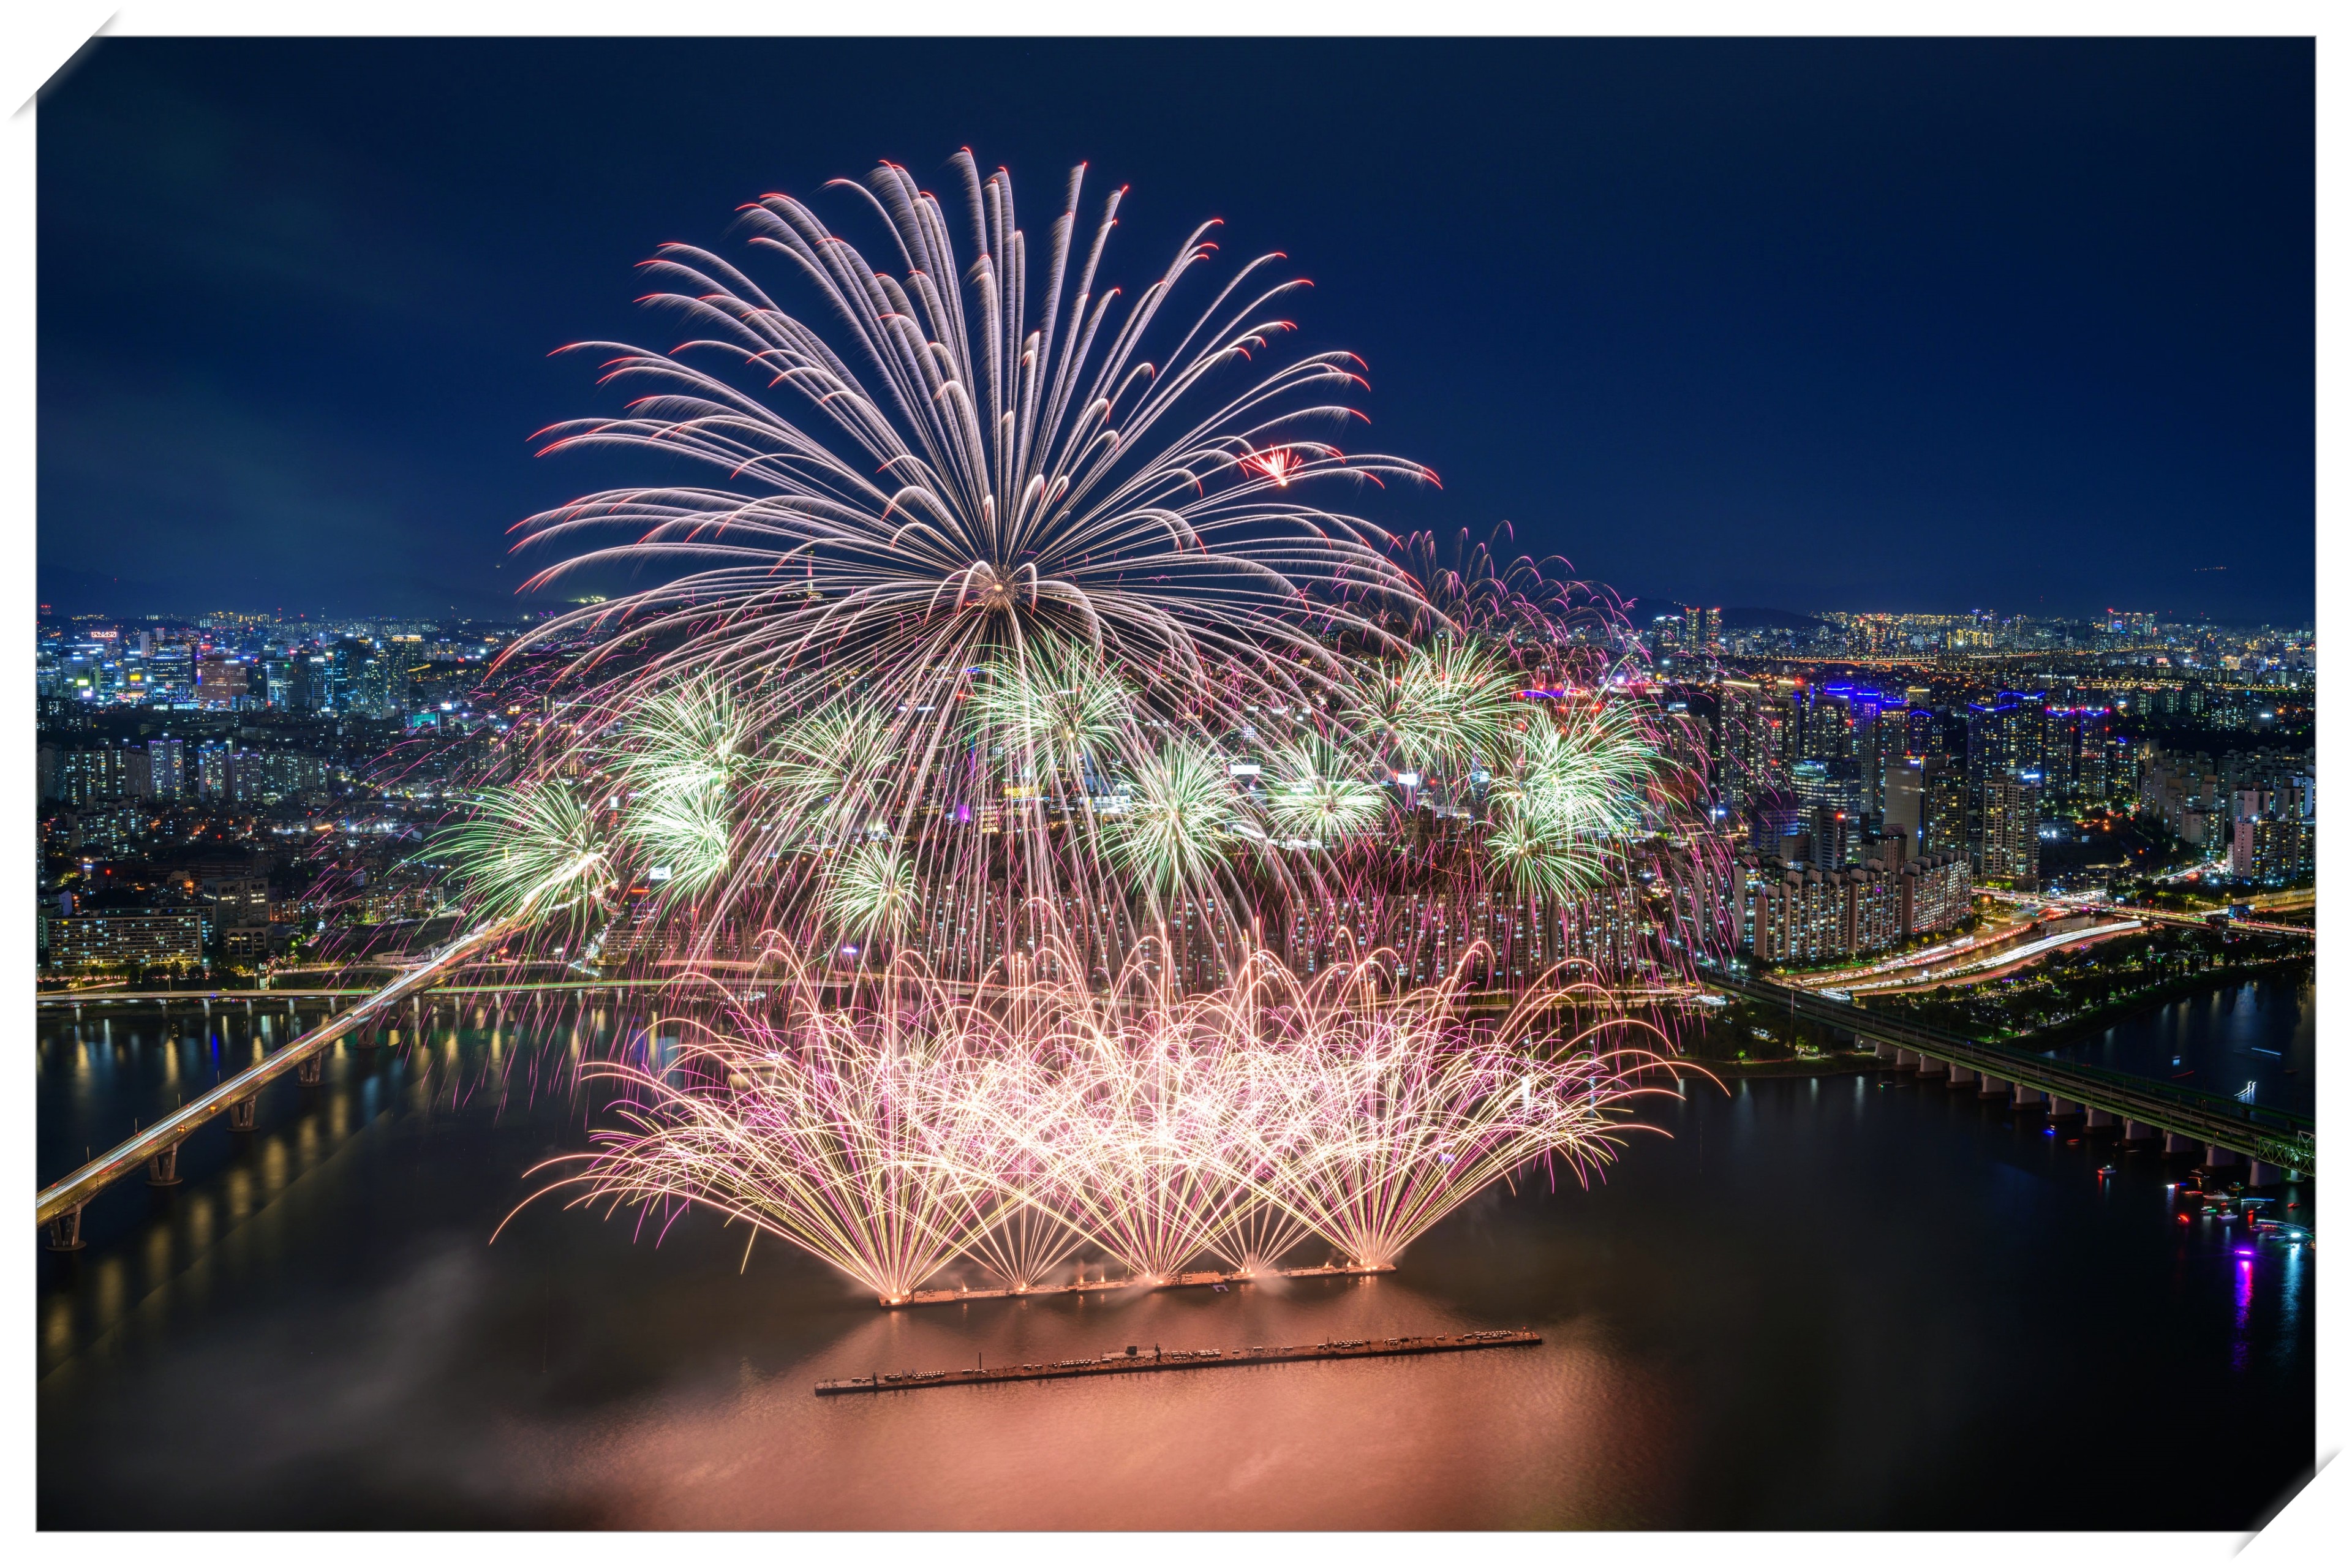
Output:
[
  {"xmin": 35, "ymin": 988, "xmax": 2313, "ymax": 1529},
  {"xmin": 2044, "ymin": 971, "xmax": 2315, "ymax": 1117}
]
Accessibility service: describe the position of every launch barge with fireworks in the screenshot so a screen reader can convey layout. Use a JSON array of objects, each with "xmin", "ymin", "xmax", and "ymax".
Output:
[
  {"xmin": 814, "ymin": 1329, "xmax": 1540, "ymax": 1395},
  {"xmin": 891, "ymin": 1261, "xmax": 1396, "ymax": 1307}
]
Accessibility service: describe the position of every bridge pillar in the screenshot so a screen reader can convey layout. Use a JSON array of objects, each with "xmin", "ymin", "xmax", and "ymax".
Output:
[
  {"xmin": 1895, "ymin": 1049, "xmax": 1921, "ymax": 1069},
  {"xmin": 2248, "ymin": 1161, "xmax": 2287, "ymax": 1187},
  {"xmin": 227, "ymin": 1096, "xmax": 258, "ymax": 1133},
  {"xmin": 44, "ymin": 1204, "xmax": 86, "ymax": 1251},
  {"xmin": 2046, "ymin": 1098, "xmax": 2084, "ymax": 1121},
  {"xmin": 2122, "ymin": 1120, "xmax": 2158, "ymax": 1142},
  {"xmin": 2164, "ymin": 1133, "xmax": 2198, "ymax": 1155},
  {"xmin": 1949, "ymin": 1065, "xmax": 1978, "ymax": 1087},
  {"xmin": 2010, "ymin": 1082, "xmax": 2043, "ymax": 1110},
  {"xmin": 146, "ymin": 1143, "xmax": 183, "ymax": 1188},
  {"xmin": 1915, "ymin": 1055, "xmax": 1948, "ymax": 1079},
  {"xmin": 2204, "ymin": 1145, "xmax": 2246, "ymax": 1172},
  {"xmin": 1979, "ymin": 1075, "xmax": 2009, "ymax": 1099},
  {"xmin": 2085, "ymin": 1108, "xmax": 2116, "ymax": 1129},
  {"xmin": 296, "ymin": 1052, "xmax": 324, "ymax": 1087}
]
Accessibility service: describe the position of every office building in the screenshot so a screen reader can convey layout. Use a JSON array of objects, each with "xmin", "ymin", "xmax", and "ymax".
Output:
[
  {"xmin": 197, "ymin": 658, "xmax": 248, "ymax": 709},
  {"xmin": 1882, "ymin": 756, "xmax": 1924, "ymax": 861},
  {"xmin": 1792, "ymin": 757, "xmax": 1864, "ymax": 868}
]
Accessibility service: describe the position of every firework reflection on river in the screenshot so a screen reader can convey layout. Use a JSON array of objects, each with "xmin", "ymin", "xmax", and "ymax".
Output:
[{"xmin": 36, "ymin": 1000, "xmax": 2312, "ymax": 1529}]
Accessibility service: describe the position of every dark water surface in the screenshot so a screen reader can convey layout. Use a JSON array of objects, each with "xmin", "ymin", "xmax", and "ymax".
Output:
[
  {"xmin": 2045, "ymin": 973, "xmax": 2315, "ymax": 1117},
  {"xmin": 36, "ymin": 993, "xmax": 2313, "ymax": 1529}
]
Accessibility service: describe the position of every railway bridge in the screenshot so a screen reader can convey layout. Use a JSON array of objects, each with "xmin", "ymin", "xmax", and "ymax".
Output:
[{"xmin": 1700, "ymin": 967, "xmax": 2315, "ymax": 1183}]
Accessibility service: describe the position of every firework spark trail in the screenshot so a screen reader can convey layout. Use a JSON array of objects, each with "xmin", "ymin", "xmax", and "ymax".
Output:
[
  {"xmin": 424, "ymin": 777, "xmax": 616, "ymax": 922},
  {"xmin": 513, "ymin": 933, "xmax": 1683, "ymax": 1300},
  {"xmin": 442, "ymin": 617, "xmax": 1694, "ymax": 987},
  {"xmin": 380, "ymin": 154, "xmax": 1739, "ymax": 1021},
  {"xmin": 527, "ymin": 993, "xmax": 1012, "ymax": 1302},
  {"xmin": 499, "ymin": 150, "xmax": 1443, "ymax": 952},
  {"xmin": 224, "ymin": 155, "xmax": 1765, "ymax": 1324}
]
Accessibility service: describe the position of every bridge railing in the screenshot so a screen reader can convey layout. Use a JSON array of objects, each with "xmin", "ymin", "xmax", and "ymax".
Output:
[
  {"xmin": 1698, "ymin": 966, "xmax": 2316, "ymax": 1162},
  {"xmin": 1781, "ymin": 992, "xmax": 2310, "ymax": 1137}
]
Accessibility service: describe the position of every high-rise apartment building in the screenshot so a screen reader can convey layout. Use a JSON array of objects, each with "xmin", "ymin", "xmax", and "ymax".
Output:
[
  {"xmin": 1714, "ymin": 678, "xmax": 1765, "ymax": 809},
  {"xmin": 1683, "ymin": 605, "xmax": 1721, "ymax": 657},
  {"xmin": 1976, "ymin": 766, "xmax": 2043, "ymax": 887},
  {"xmin": 1760, "ymin": 688, "xmax": 1802, "ymax": 787},
  {"xmin": 2232, "ymin": 816, "xmax": 2314, "ymax": 886},
  {"xmin": 1803, "ymin": 688, "xmax": 1853, "ymax": 764},
  {"xmin": 2043, "ymin": 706, "xmax": 2116, "ymax": 804},
  {"xmin": 330, "ymin": 639, "xmax": 377, "ymax": 714},
  {"xmin": 1844, "ymin": 687, "xmax": 1897, "ymax": 813},
  {"xmin": 1900, "ymin": 706, "xmax": 1937, "ymax": 757},
  {"xmin": 148, "ymin": 737, "xmax": 186, "ymax": 799},
  {"xmin": 36, "ymin": 744, "xmax": 145, "ymax": 805},
  {"xmin": 1967, "ymin": 692, "xmax": 2047, "ymax": 875},
  {"xmin": 1922, "ymin": 752, "xmax": 1967, "ymax": 855}
]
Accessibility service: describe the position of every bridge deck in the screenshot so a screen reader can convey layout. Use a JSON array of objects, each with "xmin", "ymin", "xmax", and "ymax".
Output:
[
  {"xmin": 1703, "ymin": 968, "xmax": 2314, "ymax": 1174},
  {"xmin": 34, "ymin": 913, "xmax": 530, "ymax": 1229}
]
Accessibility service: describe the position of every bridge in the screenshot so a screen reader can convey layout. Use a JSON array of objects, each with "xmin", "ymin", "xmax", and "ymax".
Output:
[
  {"xmin": 1700, "ymin": 967, "xmax": 2315, "ymax": 1182},
  {"xmin": 35, "ymin": 978, "xmax": 686, "ymax": 1007},
  {"xmin": 32, "ymin": 911, "xmax": 538, "ymax": 1250}
]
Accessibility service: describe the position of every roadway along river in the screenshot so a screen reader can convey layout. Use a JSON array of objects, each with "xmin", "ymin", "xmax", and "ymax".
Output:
[{"xmin": 35, "ymin": 991, "xmax": 2313, "ymax": 1529}]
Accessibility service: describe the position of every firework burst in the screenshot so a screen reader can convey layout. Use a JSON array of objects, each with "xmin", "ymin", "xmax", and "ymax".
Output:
[
  {"xmin": 404, "ymin": 152, "xmax": 1732, "ymax": 998},
  {"xmin": 499, "ymin": 151, "xmax": 1439, "ymax": 949},
  {"xmin": 424, "ymin": 777, "xmax": 617, "ymax": 927},
  {"xmin": 516, "ymin": 936, "xmax": 1681, "ymax": 1301}
]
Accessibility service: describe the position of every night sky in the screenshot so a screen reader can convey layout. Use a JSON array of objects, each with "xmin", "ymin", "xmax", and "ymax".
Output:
[{"xmin": 37, "ymin": 37, "xmax": 2313, "ymax": 625}]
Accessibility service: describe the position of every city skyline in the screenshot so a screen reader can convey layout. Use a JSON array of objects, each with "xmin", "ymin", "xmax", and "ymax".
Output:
[{"xmin": 37, "ymin": 36, "xmax": 2315, "ymax": 624}]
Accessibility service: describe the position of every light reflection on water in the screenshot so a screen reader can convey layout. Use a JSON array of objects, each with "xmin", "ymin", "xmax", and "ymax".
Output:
[
  {"xmin": 2047, "ymin": 974, "xmax": 2314, "ymax": 1114},
  {"xmin": 35, "ymin": 993, "xmax": 2315, "ymax": 1530}
]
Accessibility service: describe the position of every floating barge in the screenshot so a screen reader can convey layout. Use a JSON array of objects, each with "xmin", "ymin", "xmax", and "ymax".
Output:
[
  {"xmin": 815, "ymin": 1329, "xmax": 1541, "ymax": 1395},
  {"xmin": 888, "ymin": 1261, "xmax": 1395, "ymax": 1308}
]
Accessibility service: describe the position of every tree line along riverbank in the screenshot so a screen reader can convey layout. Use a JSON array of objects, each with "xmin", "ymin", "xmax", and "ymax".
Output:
[{"xmin": 1663, "ymin": 946, "xmax": 2311, "ymax": 1079}]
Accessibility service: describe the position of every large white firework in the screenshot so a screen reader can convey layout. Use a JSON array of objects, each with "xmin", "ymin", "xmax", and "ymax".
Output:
[{"xmin": 502, "ymin": 153, "xmax": 1440, "ymax": 936}]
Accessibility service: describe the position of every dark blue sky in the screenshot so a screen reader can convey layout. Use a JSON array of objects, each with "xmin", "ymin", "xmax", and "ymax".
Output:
[{"xmin": 37, "ymin": 37, "xmax": 2313, "ymax": 624}]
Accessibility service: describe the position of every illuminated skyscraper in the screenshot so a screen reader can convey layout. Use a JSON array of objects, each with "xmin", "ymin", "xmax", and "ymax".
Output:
[
  {"xmin": 2043, "ymin": 706, "xmax": 2115, "ymax": 803},
  {"xmin": 1804, "ymin": 688, "xmax": 1853, "ymax": 763},
  {"xmin": 147, "ymin": 737, "xmax": 186, "ymax": 799},
  {"xmin": 1882, "ymin": 756, "xmax": 1924, "ymax": 861},
  {"xmin": 1923, "ymin": 753, "xmax": 1967, "ymax": 855},
  {"xmin": 1715, "ymin": 678, "xmax": 1765, "ymax": 809},
  {"xmin": 1966, "ymin": 692, "xmax": 2047, "ymax": 874},
  {"xmin": 1977, "ymin": 766, "xmax": 2043, "ymax": 887},
  {"xmin": 196, "ymin": 658, "xmax": 247, "ymax": 709},
  {"xmin": 1792, "ymin": 756, "xmax": 1864, "ymax": 868}
]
